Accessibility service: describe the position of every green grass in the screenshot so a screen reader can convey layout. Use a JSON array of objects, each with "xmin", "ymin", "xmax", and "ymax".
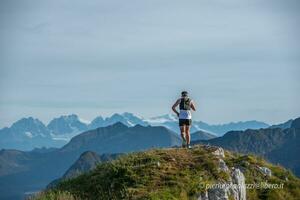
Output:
[
  {"xmin": 30, "ymin": 191, "xmax": 77, "ymax": 200},
  {"xmin": 224, "ymin": 152, "xmax": 300, "ymax": 200},
  {"xmin": 35, "ymin": 145, "xmax": 300, "ymax": 200}
]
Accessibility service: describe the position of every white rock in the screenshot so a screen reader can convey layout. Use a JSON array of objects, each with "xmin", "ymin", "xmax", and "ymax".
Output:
[
  {"xmin": 197, "ymin": 167, "xmax": 246, "ymax": 200},
  {"xmin": 157, "ymin": 161, "xmax": 161, "ymax": 167},
  {"xmin": 212, "ymin": 147, "xmax": 225, "ymax": 158},
  {"xmin": 207, "ymin": 187, "xmax": 230, "ymax": 200},
  {"xmin": 258, "ymin": 166, "xmax": 272, "ymax": 177},
  {"xmin": 197, "ymin": 191, "xmax": 209, "ymax": 200},
  {"xmin": 218, "ymin": 159, "xmax": 229, "ymax": 173},
  {"xmin": 229, "ymin": 168, "xmax": 246, "ymax": 200}
]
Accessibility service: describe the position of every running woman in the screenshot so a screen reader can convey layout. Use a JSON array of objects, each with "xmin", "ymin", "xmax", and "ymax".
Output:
[{"xmin": 172, "ymin": 91, "xmax": 196, "ymax": 148}]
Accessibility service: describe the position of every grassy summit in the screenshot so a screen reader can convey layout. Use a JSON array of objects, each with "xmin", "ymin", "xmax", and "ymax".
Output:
[{"xmin": 34, "ymin": 145, "xmax": 300, "ymax": 200}]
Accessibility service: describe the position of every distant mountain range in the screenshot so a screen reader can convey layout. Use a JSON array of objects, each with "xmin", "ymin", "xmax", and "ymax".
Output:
[
  {"xmin": 0, "ymin": 123, "xmax": 181, "ymax": 200},
  {"xmin": 0, "ymin": 113, "xmax": 271, "ymax": 151},
  {"xmin": 0, "ymin": 117, "xmax": 65, "ymax": 151},
  {"xmin": 194, "ymin": 117, "xmax": 300, "ymax": 177}
]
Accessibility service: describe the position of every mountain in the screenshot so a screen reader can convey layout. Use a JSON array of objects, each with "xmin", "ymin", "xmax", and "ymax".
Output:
[
  {"xmin": 61, "ymin": 151, "xmax": 118, "ymax": 180},
  {"xmin": 88, "ymin": 113, "xmax": 269, "ymax": 136},
  {"xmin": 193, "ymin": 120, "xmax": 269, "ymax": 136},
  {"xmin": 0, "ymin": 113, "xmax": 271, "ymax": 151},
  {"xmin": 47, "ymin": 151, "xmax": 120, "ymax": 188},
  {"xmin": 0, "ymin": 123, "xmax": 180, "ymax": 200},
  {"xmin": 269, "ymin": 119, "xmax": 293, "ymax": 129},
  {"xmin": 88, "ymin": 112, "xmax": 148, "ymax": 129},
  {"xmin": 35, "ymin": 145, "xmax": 300, "ymax": 200},
  {"xmin": 0, "ymin": 118, "xmax": 64, "ymax": 151},
  {"xmin": 61, "ymin": 122, "xmax": 181, "ymax": 154},
  {"xmin": 0, "ymin": 113, "xmax": 151, "ymax": 151},
  {"xmin": 0, "ymin": 149, "xmax": 31, "ymax": 176},
  {"xmin": 291, "ymin": 117, "xmax": 300, "ymax": 129},
  {"xmin": 47, "ymin": 114, "xmax": 88, "ymax": 135},
  {"xmin": 194, "ymin": 117, "xmax": 300, "ymax": 177},
  {"xmin": 146, "ymin": 114, "xmax": 269, "ymax": 135},
  {"xmin": 191, "ymin": 130, "xmax": 217, "ymax": 141},
  {"xmin": 88, "ymin": 116, "xmax": 105, "ymax": 129},
  {"xmin": 9, "ymin": 117, "xmax": 51, "ymax": 138}
]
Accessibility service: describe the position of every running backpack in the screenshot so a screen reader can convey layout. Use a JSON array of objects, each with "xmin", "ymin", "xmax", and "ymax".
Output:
[{"xmin": 179, "ymin": 98, "xmax": 191, "ymax": 110}]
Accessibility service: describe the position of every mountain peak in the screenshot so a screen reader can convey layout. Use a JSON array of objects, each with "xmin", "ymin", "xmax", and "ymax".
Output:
[
  {"xmin": 11, "ymin": 117, "xmax": 45, "ymax": 128},
  {"xmin": 58, "ymin": 114, "xmax": 79, "ymax": 121},
  {"xmin": 291, "ymin": 117, "xmax": 300, "ymax": 129},
  {"xmin": 121, "ymin": 112, "xmax": 143, "ymax": 119},
  {"xmin": 110, "ymin": 121, "xmax": 128, "ymax": 129},
  {"xmin": 47, "ymin": 114, "xmax": 87, "ymax": 135},
  {"xmin": 10, "ymin": 117, "xmax": 49, "ymax": 138}
]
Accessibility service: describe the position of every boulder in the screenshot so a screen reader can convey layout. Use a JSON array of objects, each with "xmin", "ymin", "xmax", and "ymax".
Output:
[
  {"xmin": 258, "ymin": 166, "xmax": 272, "ymax": 177},
  {"xmin": 197, "ymin": 168, "xmax": 246, "ymax": 200},
  {"xmin": 229, "ymin": 168, "xmax": 246, "ymax": 200},
  {"xmin": 218, "ymin": 159, "xmax": 229, "ymax": 172},
  {"xmin": 211, "ymin": 147, "xmax": 225, "ymax": 158}
]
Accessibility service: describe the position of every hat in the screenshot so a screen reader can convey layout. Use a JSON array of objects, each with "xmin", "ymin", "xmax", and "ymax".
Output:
[{"xmin": 181, "ymin": 91, "xmax": 188, "ymax": 97}]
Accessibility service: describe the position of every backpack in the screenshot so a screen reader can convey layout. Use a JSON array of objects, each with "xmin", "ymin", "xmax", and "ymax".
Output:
[{"xmin": 179, "ymin": 97, "xmax": 191, "ymax": 110}]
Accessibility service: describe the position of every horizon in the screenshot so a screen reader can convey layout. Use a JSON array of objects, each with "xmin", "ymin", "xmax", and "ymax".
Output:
[
  {"xmin": 1, "ymin": 0, "xmax": 299, "ymax": 127},
  {"xmin": 1, "ymin": 111, "xmax": 297, "ymax": 129}
]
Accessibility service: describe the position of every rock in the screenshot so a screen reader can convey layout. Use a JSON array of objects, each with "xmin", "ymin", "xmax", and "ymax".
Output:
[
  {"xmin": 197, "ymin": 168, "xmax": 246, "ymax": 200},
  {"xmin": 211, "ymin": 147, "xmax": 225, "ymax": 158},
  {"xmin": 208, "ymin": 187, "xmax": 230, "ymax": 200},
  {"xmin": 229, "ymin": 168, "xmax": 246, "ymax": 200},
  {"xmin": 157, "ymin": 161, "xmax": 161, "ymax": 167},
  {"xmin": 218, "ymin": 159, "xmax": 229, "ymax": 172},
  {"xmin": 258, "ymin": 166, "xmax": 272, "ymax": 177},
  {"xmin": 197, "ymin": 191, "xmax": 209, "ymax": 200}
]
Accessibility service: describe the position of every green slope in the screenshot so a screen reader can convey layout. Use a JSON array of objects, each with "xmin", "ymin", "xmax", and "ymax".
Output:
[{"xmin": 34, "ymin": 145, "xmax": 300, "ymax": 200}]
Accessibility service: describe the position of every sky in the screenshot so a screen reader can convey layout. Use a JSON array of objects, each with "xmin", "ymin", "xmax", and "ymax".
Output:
[{"xmin": 0, "ymin": 0, "xmax": 299, "ymax": 127}]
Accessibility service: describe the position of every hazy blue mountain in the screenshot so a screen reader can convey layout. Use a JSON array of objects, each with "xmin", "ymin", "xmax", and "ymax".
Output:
[
  {"xmin": 269, "ymin": 119, "xmax": 293, "ymax": 129},
  {"xmin": 89, "ymin": 112, "xmax": 149, "ymax": 129},
  {"xmin": 88, "ymin": 116, "xmax": 105, "ymax": 129},
  {"xmin": 0, "ymin": 113, "xmax": 151, "ymax": 151},
  {"xmin": 0, "ymin": 149, "xmax": 31, "ymax": 176},
  {"xmin": 10, "ymin": 117, "xmax": 51, "ymax": 138},
  {"xmin": 190, "ymin": 130, "xmax": 217, "ymax": 141},
  {"xmin": 192, "ymin": 120, "xmax": 269, "ymax": 136},
  {"xmin": 47, "ymin": 114, "xmax": 88, "ymax": 135},
  {"xmin": 0, "ymin": 118, "xmax": 64, "ymax": 151},
  {"xmin": 0, "ymin": 113, "xmax": 271, "ymax": 151},
  {"xmin": 0, "ymin": 123, "xmax": 180, "ymax": 200},
  {"xmin": 146, "ymin": 114, "xmax": 269, "ymax": 135},
  {"xmin": 194, "ymin": 117, "xmax": 300, "ymax": 177},
  {"xmin": 30, "ymin": 147, "xmax": 59, "ymax": 153},
  {"xmin": 146, "ymin": 114, "xmax": 209, "ymax": 133}
]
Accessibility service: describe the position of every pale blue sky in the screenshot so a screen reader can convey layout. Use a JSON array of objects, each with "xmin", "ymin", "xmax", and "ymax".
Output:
[{"xmin": 0, "ymin": 0, "xmax": 299, "ymax": 127}]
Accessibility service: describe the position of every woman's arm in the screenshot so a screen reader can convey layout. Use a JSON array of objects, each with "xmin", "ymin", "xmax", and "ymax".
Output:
[
  {"xmin": 191, "ymin": 100, "xmax": 196, "ymax": 111},
  {"xmin": 172, "ymin": 99, "xmax": 181, "ymax": 117}
]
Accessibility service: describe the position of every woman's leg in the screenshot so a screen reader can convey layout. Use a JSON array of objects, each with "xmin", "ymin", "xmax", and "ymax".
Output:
[
  {"xmin": 185, "ymin": 125, "xmax": 191, "ymax": 145},
  {"xmin": 180, "ymin": 125, "xmax": 186, "ymax": 147}
]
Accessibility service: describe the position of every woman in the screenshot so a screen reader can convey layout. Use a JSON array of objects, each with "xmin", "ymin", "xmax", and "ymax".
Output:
[{"xmin": 172, "ymin": 91, "xmax": 196, "ymax": 148}]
